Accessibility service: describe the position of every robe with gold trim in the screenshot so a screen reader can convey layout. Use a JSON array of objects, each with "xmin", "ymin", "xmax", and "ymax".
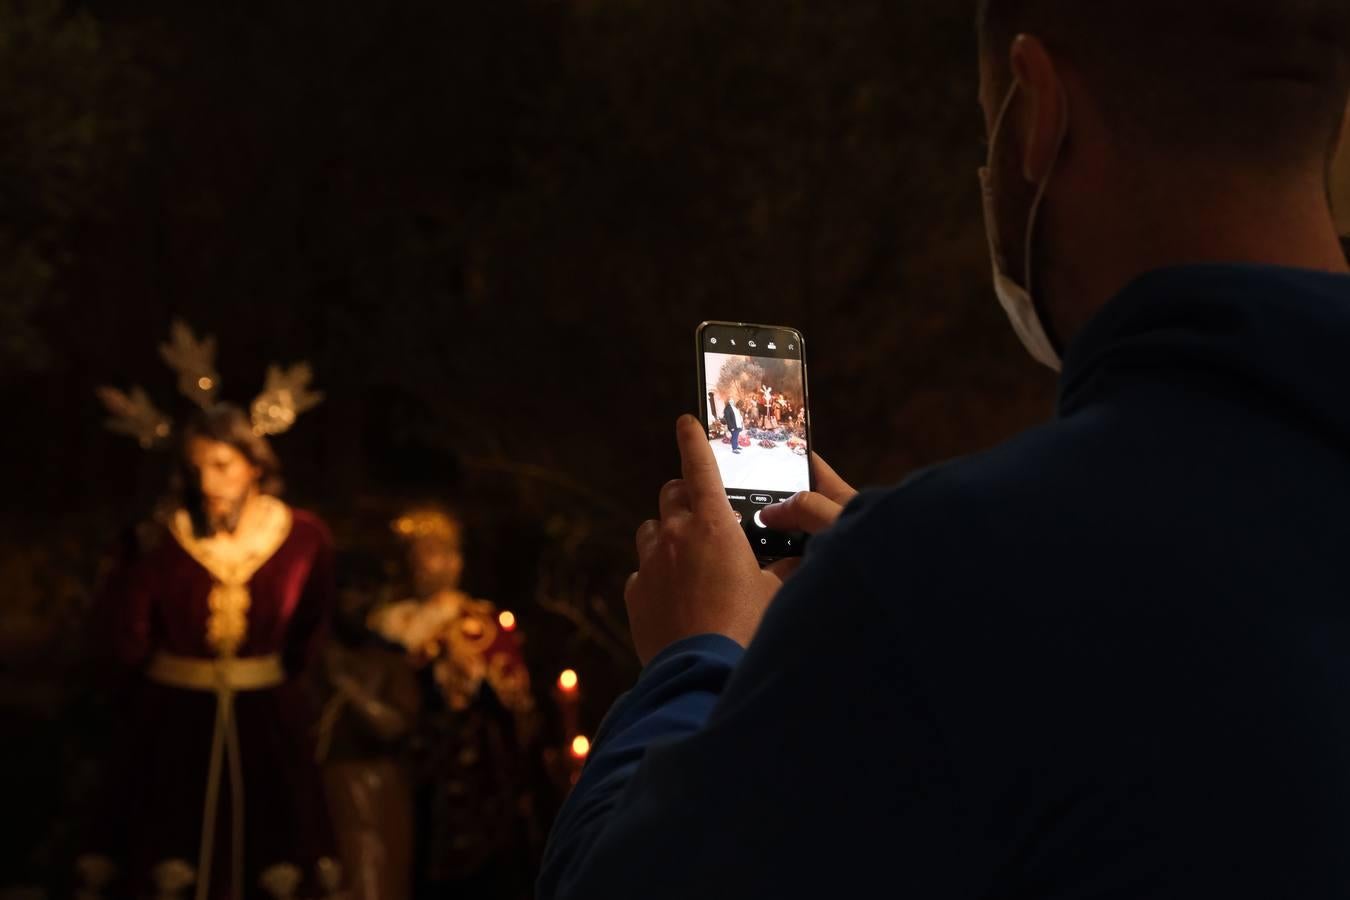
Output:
[{"xmin": 92, "ymin": 504, "xmax": 335, "ymax": 899}]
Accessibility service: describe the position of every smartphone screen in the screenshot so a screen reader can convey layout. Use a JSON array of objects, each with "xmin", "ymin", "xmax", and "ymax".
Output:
[{"xmin": 696, "ymin": 321, "xmax": 811, "ymax": 560}]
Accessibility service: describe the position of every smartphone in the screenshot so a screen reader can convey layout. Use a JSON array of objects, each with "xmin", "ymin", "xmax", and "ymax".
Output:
[{"xmin": 695, "ymin": 321, "xmax": 813, "ymax": 562}]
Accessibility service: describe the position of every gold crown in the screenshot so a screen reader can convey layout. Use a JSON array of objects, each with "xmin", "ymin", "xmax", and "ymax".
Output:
[
  {"xmin": 97, "ymin": 320, "xmax": 323, "ymax": 447},
  {"xmin": 391, "ymin": 508, "xmax": 462, "ymax": 543}
]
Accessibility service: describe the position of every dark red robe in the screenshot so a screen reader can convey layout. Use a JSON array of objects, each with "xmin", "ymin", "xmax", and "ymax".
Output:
[{"xmin": 93, "ymin": 508, "xmax": 335, "ymax": 899}]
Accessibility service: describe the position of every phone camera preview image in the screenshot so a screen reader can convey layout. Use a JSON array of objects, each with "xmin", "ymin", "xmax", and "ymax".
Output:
[
  {"xmin": 698, "ymin": 323, "xmax": 810, "ymax": 561},
  {"xmin": 704, "ymin": 353, "xmax": 808, "ymax": 493}
]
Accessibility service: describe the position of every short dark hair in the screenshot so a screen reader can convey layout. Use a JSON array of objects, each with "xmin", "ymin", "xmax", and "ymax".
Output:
[{"xmin": 977, "ymin": 0, "xmax": 1350, "ymax": 169}]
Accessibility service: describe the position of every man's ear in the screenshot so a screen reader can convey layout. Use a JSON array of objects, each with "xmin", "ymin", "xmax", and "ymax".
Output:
[{"xmin": 1009, "ymin": 34, "xmax": 1067, "ymax": 185}]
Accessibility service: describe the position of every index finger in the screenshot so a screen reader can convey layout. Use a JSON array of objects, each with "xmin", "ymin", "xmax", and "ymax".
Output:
[
  {"xmin": 810, "ymin": 452, "xmax": 858, "ymax": 506},
  {"xmin": 675, "ymin": 415, "xmax": 730, "ymax": 517}
]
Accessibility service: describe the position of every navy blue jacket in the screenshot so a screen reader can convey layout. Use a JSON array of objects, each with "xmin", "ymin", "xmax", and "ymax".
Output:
[{"xmin": 540, "ymin": 266, "xmax": 1350, "ymax": 898}]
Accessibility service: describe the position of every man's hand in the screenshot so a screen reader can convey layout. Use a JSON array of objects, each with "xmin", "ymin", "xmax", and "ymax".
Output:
[
  {"xmin": 624, "ymin": 416, "xmax": 782, "ymax": 665},
  {"xmin": 758, "ymin": 453, "xmax": 858, "ymax": 581}
]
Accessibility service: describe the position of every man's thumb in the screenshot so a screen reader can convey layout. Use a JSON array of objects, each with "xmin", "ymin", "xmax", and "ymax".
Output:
[{"xmin": 758, "ymin": 491, "xmax": 841, "ymax": 535}]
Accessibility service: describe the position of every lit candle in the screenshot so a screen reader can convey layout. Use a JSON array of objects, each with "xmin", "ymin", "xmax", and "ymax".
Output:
[
  {"xmin": 498, "ymin": 610, "xmax": 517, "ymax": 632},
  {"xmin": 555, "ymin": 668, "xmax": 582, "ymax": 779}
]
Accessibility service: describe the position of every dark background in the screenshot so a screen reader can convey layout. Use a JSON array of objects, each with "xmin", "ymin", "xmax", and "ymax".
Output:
[{"xmin": 0, "ymin": 0, "xmax": 1121, "ymax": 889}]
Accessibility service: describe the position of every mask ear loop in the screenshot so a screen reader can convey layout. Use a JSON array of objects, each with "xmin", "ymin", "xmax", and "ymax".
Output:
[
  {"xmin": 1328, "ymin": 107, "xmax": 1350, "ymax": 260},
  {"xmin": 1021, "ymin": 84, "xmax": 1071, "ymax": 355},
  {"xmin": 1324, "ymin": 95, "xmax": 1348, "ymax": 222},
  {"xmin": 980, "ymin": 82, "xmax": 1022, "ymax": 272},
  {"xmin": 1326, "ymin": 104, "xmax": 1349, "ymax": 259},
  {"xmin": 988, "ymin": 81, "xmax": 1020, "ymax": 159}
]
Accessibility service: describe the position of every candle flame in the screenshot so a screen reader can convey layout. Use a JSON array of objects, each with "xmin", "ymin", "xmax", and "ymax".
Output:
[
  {"xmin": 570, "ymin": 735, "xmax": 591, "ymax": 758},
  {"xmin": 498, "ymin": 610, "xmax": 516, "ymax": 631},
  {"xmin": 558, "ymin": 669, "xmax": 579, "ymax": 692}
]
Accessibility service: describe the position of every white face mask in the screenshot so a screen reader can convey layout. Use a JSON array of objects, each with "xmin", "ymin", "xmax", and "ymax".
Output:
[{"xmin": 978, "ymin": 82, "xmax": 1069, "ymax": 372}]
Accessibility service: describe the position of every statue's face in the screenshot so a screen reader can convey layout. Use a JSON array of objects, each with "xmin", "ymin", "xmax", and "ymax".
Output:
[
  {"xmin": 185, "ymin": 437, "xmax": 260, "ymax": 533},
  {"xmin": 409, "ymin": 537, "xmax": 465, "ymax": 596}
]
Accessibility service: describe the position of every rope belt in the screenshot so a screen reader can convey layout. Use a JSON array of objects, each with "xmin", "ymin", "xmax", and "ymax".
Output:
[{"xmin": 146, "ymin": 652, "xmax": 286, "ymax": 900}]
